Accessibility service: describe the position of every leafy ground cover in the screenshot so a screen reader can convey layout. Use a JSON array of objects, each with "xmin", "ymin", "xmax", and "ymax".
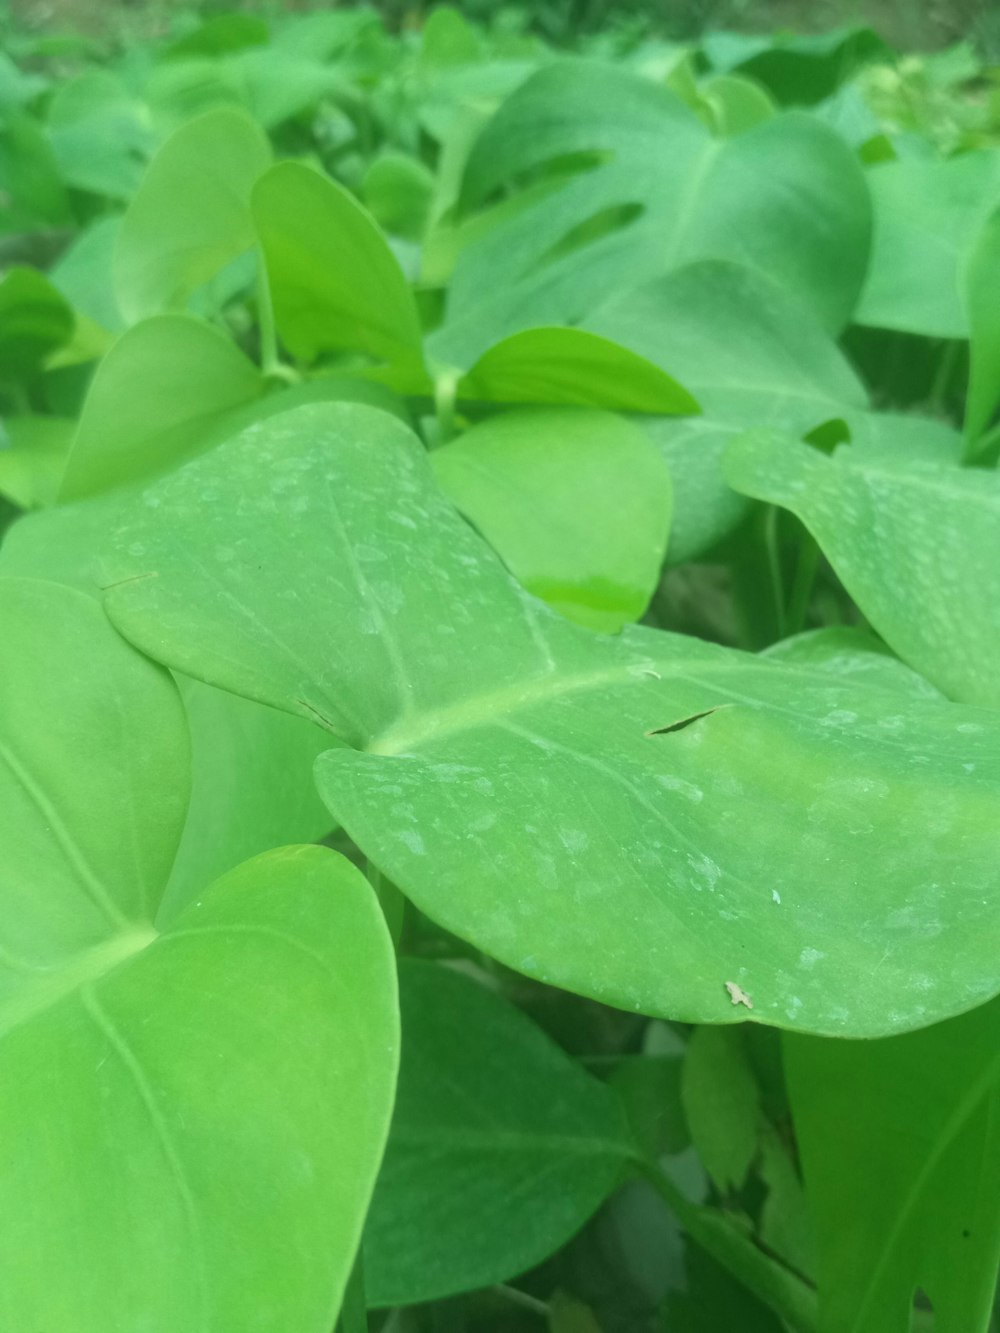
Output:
[{"xmin": 1, "ymin": 5, "xmax": 1000, "ymax": 1331}]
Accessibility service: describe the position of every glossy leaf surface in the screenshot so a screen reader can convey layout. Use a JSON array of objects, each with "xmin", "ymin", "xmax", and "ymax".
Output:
[{"xmin": 105, "ymin": 403, "xmax": 1000, "ymax": 1037}]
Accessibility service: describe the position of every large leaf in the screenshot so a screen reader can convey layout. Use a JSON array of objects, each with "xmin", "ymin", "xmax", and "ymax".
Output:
[
  {"xmin": 114, "ymin": 107, "xmax": 272, "ymax": 324},
  {"xmin": 586, "ymin": 260, "xmax": 868, "ymax": 435},
  {"xmin": 786, "ymin": 999, "xmax": 1000, "ymax": 1333},
  {"xmin": 252, "ymin": 160, "xmax": 424, "ymax": 370},
  {"xmin": 0, "ymin": 576, "xmax": 398, "ymax": 1332},
  {"xmin": 105, "ymin": 403, "xmax": 1000, "ymax": 1038},
  {"xmin": 59, "ymin": 314, "xmax": 264, "ymax": 501},
  {"xmin": 855, "ymin": 151, "xmax": 1000, "ymax": 338},
  {"xmin": 365, "ymin": 960, "xmax": 632, "ymax": 1306},
  {"xmin": 443, "ymin": 59, "xmax": 870, "ymax": 356},
  {"xmin": 725, "ymin": 433, "xmax": 1000, "ymax": 707},
  {"xmin": 431, "ymin": 406, "xmax": 672, "ymax": 632}
]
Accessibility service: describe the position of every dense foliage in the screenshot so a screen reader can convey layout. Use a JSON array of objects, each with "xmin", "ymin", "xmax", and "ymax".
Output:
[{"xmin": 2, "ymin": 6, "xmax": 1000, "ymax": 1331}]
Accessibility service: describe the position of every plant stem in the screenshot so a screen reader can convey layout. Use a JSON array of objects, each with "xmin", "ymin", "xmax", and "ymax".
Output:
[
  {"xmin": 785, "ymin": 532, "xmax": 821, "ymax": 637},
  {"xmin": 638, "ymin": 1160, "xmax": 818, "ymax": 1333},
  {"xmin": 256, "ymin": 250, "xmax": 280, "ymax": 378},
  {"xmin": 433, "ymin": 371, "xmax": 459, "ymax": 447},
  {"xmin": 493, "ymin": 1284, "xmax": 550, "ymax": 1317},
  {"xmin": 337, "ymin": 1250, "xmax": 368, "ymax": 1333}
]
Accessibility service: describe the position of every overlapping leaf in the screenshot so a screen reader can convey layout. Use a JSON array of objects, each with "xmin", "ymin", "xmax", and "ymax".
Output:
[
  {"xmin": 440, "ymin": 58, "xmax": 871, "ymax": 358},
  {"xmin": 365, "ymin": 960, "xmax": 632, "ymax": 1306},
  {"xmin": 725, "ymin": 433, "xmax": 1000, "ymax": 707},
  {"xmin": 0, "ymin": 576, "xmax": 398, "ymax": 1332},
  {"xmin": 104, "ymin": 402, "xmax": 1000, "ymax": 1037}
]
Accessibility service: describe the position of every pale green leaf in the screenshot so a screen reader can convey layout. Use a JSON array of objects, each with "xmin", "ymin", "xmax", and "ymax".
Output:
[
  {"xmin": 59, "ymin": 314, "xmax": 264, "ymax": 501},
  {"xmin": 0, "ymin": 576, "xmax": 398, "ymax": 1332},
  {"xmin": 725, "ymin": 433, "xmax": 1000, "ymax": 707},
  {"xmin": 105, "ymin": 403, "xmax": 1000, "ymax": 1037},
  {"xmin": 432, "ymin": 407, "xmax": 672, "ymax": 632},
  {"xmin": 114, "ymin": 107, "xmax": 272, "ymax": 324}
]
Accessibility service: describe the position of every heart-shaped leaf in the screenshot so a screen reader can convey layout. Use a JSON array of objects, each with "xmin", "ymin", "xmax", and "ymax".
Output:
[
  {"xmin": 104, "ymin": 403, "xmax": 1000, "ymax": 1038},
  {"xmin": 444, "ymin": 59, "xmax": 870, "ymax": 355},
  {"xmin": 0, "ymin": 575, "xmax": 398, "ymax": 1332}
]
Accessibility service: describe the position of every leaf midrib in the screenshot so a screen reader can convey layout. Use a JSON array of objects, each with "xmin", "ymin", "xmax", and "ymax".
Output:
[{"xmin": 0, "ymin": 925, "xmax": 156, "ymax": 1044}]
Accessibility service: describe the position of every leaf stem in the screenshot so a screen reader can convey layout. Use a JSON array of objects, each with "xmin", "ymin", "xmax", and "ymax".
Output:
[
  {"xmin": 256, "ymin": 249, "xmax": 280, "ymax": 379},
  {"xmin": 638, "ymin": 1160, "xmax": 818, "ymax": 1333},
  {"xmin": 785, "ymin": 532, "xmax": 821, "ymax": 637}
]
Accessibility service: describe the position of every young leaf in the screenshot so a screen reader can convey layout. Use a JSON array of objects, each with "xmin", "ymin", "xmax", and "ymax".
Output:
[
  {"xmin": 446, "ymin": 59, "xmax": 870, "ymax": 353},
  {"xmin": 431, "ymin": 407, "xmax": 673, "ymax": 632},
  {"xmin": 0, "ymin": 415, "xmax": 74, "ymax": 509},
  {"xmin": 114, "ymin": 107, "xmax": 272, "ymax": 324},
  {"xmin": 435, "ymin": 325, "xmax": 698, "ymax": 415},
  {"xmin": 59, "ymin": 314, "xmax": 264, "ymax": 500},
  {"xmin": 105, "ymin": 402, "xmax": 1000, "ymax": 1038},
  {"xmin": 725, "ymin": 433, "xmax": 1000, "ymax": 707},
  {"xmin": 364, "ymin": 960, "xmax": 632, "ymax": 1307},
  {"xmin": 0, "ymin": 265, "xmax": 74, "ymax": 383},
  {"xmin": 252, "ymin": 160, "xmax": 424, "ymax": 369},
  {"xmin": 0, "ymin": 576, "xmax": 399, "ymax": 1332},
  {"xmin": 681, "ymin": 1027, "xmax": 760, "ymax": 1193},
  {"xmin": 786, "ymin": 1000, "xmax": 1000, "ymax": 1333}
]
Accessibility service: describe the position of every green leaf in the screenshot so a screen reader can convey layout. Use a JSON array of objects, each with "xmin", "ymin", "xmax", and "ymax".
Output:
[
  {"xmin": 362, "ymin": 151, "xmax": 435, "ymax": 241},
  {"xmin": 762, "ymin": 628, "xmax": 943, "ymax": 702},
  {"xmin": 105, "ymin": 402, "xmax": 1000, "ymax": 1037},
  {"xmin": 856, "ymin": 151, "xmax": 1000, "ymax": 337},
  {"xmin": 586, "ymin": 260, "xmax": 867, "ymax": 434},
  {"xmin": 46, "ymin": 70, "xmax": 153, "ymax": 201},
  {"xmin": 699, "ymin": 74, "xmax": 776, "ymax": 135},
  {"xmin": 785, "ymin": 999, "xmax": 1000, "ymax": 1333},
  {"xmin": 114, "ymin": 107, "xmax": 272, "ymax": 324},
  {"xmin": 59, "ymin": 314, "xmax": 264, "ymax": 501},
  {"xmin": 964, "ymin": 205, "xmax": 1000, "ymax": 450},
  {"xmin": 702, "ymin": 27, "xmax": 889, "ymax": 106},
  {"xmin": 50, "ymin": 215, "xmax": 126, "ymax": 334},
  {"xmin": 0, "ymin": 415, "xmax": 74, "ymax": 509},
  {"xmin": 725, "ymin": 433, "xmax": 1000, "ymax": 707},
  {"xmin": 252, "ymin": 160, "xmax": 424, "ymax": 369},
  {"xmin": 446, "ymin": 59, "xmax": 871, "ymax": 355},
  {"xmin": 0, "ymin": 266, "xmax": 74, "ymax": 383},
  {"xmin": 0, "ymin": 576, "xmax": 398, "ymax": 1332},
  {"xmin": 162, "ymin": 679, "xmax": 334, "ymax": 918},
  {"xmin": 0, "ymin": 114, "xmax": 69, "ymax": 233},
  {"xmin": 441, "ymin": 325, "xmax": 699, "ymax": 414},
  {"xmin": 365, "ymin": 960, "xmax": 631, "ymax": 1306},
  {"xmin": 432, "ymin": 406, "xmax": 672, "ymax": 632},
  {"xmin": 681, "ymin": 1026, "xmax": 760, "ymax": 1192}
]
